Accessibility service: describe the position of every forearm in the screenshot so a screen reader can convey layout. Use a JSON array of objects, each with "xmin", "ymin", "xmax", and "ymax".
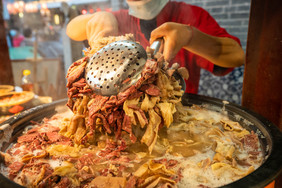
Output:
[
  {"xmin": 184, "ymin": 26, "xmax": 245, "ymax": 68},
  {"xmin": 66, "ymin": 11, "xmax": 118, "ymax": 44},
  {"xmin": 67, "ymin": 14, "xmax": 94, "ymax": 41}
]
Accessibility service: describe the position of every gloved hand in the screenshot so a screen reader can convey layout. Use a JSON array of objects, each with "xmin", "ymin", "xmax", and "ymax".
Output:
[
  {"xmin": 86, "ymin": 12, "xmax": 118, "ymax": 48},
  {"xmin": 150, "ymin": 22, "xmax": 193, "ymax": 61},
  {"xmin": 67, "ymin": 11, "xmax": 118, "ymax": 48}
]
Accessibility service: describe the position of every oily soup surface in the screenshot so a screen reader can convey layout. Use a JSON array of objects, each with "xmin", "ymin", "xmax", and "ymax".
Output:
[{"xmin": 0, "ymin": 105, "xmax": 263, "ymax": 188}]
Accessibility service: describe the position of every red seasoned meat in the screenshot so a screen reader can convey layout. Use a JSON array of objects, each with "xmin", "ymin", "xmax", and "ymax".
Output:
[
  {"xmin": 122, "ymin": 115, "xmax": 136, "ymax": 143},
  {"xmin": 117, "ymin": 85, "xmax": 138, "ymax": 105},
  {"xmin": 76, "ymin": 153, "xmax": 96, "ymax": 170},
  {"xmin": 125, "ymin": 176, "xmax": 137, "ymax": 188},
  {"xmin": 66, "ymin": 57, "xmax": 88, "ymax": 87},
  {"xmin": 66, "ymin": 56, "xmax": 162, "ymax": 143},
  {"xmin": 139, "ymin": 84, "xmax": 160, "ymax": 96},
  {"xmin": 18, "ymin": 133, "xmax": 39, "ymax": 143},
  {"xmin": 88, "ymin": 95, "xmax": 109, "ymax": 117},
  {"xmin": 46, "ymin": 132, "xmax": 61, "ymax": 143},
  {"xmin": 127, "ymin": 91, "xmax": 144, "ymax": 100},
  {"xmin": 98, "ymin": 139, "xmax": 127, "ymax": 160},
  {"xmin": 8, "ymin": 162, "xmax": 24, "ymax": 180},
  {"xmin": 46, "ymin": 132, "xmax": 71, "ymax": 144},
  {"xmin": 88, "ymin": 113, "xmax": 111, "ymax": 134},
  {"xmin": 72, "ymin": 78, "xmax": 87, "ymax": 88}
]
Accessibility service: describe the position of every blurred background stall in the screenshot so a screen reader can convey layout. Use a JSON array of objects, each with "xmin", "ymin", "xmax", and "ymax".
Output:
[{"xmin": 1, "ymin": 0, "xmax": 251, "ymax": 104}]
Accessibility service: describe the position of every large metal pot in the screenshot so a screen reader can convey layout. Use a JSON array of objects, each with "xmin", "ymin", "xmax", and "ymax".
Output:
[{"xmin": 0, "ymin": 94, "xmax": 281, "ymax": 188}]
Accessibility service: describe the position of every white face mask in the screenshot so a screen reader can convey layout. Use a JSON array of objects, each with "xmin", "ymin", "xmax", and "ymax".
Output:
[{"xmin": 127, "ymin": 0, "xmax": 169, "ymax": 20}]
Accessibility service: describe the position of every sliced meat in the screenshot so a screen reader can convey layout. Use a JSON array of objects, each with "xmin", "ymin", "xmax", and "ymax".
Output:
[
  {"xmin": 18, "ymin": 133, "xmax": 39, "ymax": 143},
  {"xmin": 88, "ymin": 95, "xmax": 109, "ymax": 117},
  {"xmin": 89, "ymin": 113, "xmax": 111, "ymax": 134},
  {"xmin": 117, "ymin": 86, "xmax": 137, "ymax": 105},
  {"xmin": 98, "ymin": 139, "xmax": 127, "ymax": 160},
  {"xmin": 125, "ymin": 176, "xmax": 137, "ymax": 188},
  {"xmin": 46, "ymin": 132, "xmax": 61, "ymax": 143},
  {"xmin": 72, "ymin": 78, "xmax": 87, "ymax": 88},
  {"xmin": 76, "ymin": 153, "xmax": 96, "ymax": 170},
  {"xmin": 122, "ymin": 115, "xmax": 136, "ymax": 143},
  {"xmin": 46, "ymin": 132, "xmax": 71, "ymax": 144},
  {"xmin": 8, "ymin": 162, "xmax": 24, "ymax": 180},
  {"xmin": 66, "ymin": 57, "xmax": 88, "ymax": 87},
  {"xmin": 139, "ymin": 84, "xmax": 160, "ymax": 96}
]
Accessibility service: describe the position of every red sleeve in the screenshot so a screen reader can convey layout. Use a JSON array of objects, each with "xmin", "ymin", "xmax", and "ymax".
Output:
[
  {"xmin": 180, "ymin": 4, "xmax": 241, "ymax": 75},
  {"xmin": 112, "ymin": 10, "xmax": 125, "ymax": 35},
  {"xmin": 194, "ymin": 7, "xmax": 240, "ymax": 43},
  {"xmin": 112, "ymin": 9, "xmax": 133, "ymax": 36}
]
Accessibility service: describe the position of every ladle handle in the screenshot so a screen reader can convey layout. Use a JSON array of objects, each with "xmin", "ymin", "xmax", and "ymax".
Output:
[
  {"xmin": 150, "ymin": 38, "xmax": 162, "ymax": 55},
  {"xmin": 150, "ymin": 38, "xmax": 187, "ymax": 91}
]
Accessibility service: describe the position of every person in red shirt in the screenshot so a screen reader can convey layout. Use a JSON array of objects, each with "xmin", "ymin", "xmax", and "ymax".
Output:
[
  {"xmin": 11, "ymin": 28, "xmax": 25, "ymax": 47},
  {"xmin": 67, "ymin": 0, "xmax": 244, "ymax": 94}
]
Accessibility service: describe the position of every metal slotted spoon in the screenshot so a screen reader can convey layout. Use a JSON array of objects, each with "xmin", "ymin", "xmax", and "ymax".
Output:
[
  {"xmin": 85, "ymin": 39, "xmax": 185, "ymax": 96},
  {"xmin": 85, "ymin": 40, "xmax": 149, "ymax": 96}
]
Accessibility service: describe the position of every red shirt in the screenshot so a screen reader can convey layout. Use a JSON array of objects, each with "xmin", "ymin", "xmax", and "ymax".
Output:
[
  {"xmin": 113, "ymin": 1, "xmax": 241, "ymax": 94},
  {"xmin": 13, "ymin": 35, "xmax": 24, "ymax": 47}
]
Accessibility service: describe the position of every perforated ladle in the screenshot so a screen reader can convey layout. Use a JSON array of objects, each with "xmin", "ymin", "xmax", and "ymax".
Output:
[
  {"xmin": 85, "ymin": 40, "xmax": 162, "ymax": 96},
  {"xmin": 85, "ymin": 39, "xmax": 185, "ymax": 96}
]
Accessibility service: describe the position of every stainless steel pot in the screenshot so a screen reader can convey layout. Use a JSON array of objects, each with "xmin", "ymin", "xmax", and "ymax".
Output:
[{"xmin": 0, "ymin": 93, "xmax": 281, "ymax": 188}]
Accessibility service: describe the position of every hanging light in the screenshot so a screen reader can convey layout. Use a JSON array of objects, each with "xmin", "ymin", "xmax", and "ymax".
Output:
[
  {"xmin": 7, "ymin": 1, "xmax": 25, "ymax": 15},
  {"xmin": 81, "ymin": 9, "xmax": 87, "ymax": 15},
  {"xmin": 89, "ymin": 8, "xmax": 94, "ymax": 14},
  {"xmin": 19, "ymin": 12, "xmax": 24, "ymax": 18},
  {"xmin": 54, "ymin": 14, "xmax": 60, "ymax": 25},
  {"xmin": 17, "ymin": 1, "xmax": 25, "ymax": 13},
  {"xmin": 7, "ymin": 3, "xmax": 15, "ymax": 14},
  {"xmin": 41, "ymin": 3, "xmax": 47, "ymax": 10},
  {"xmin": 40, "ymin": 2, "xmax": 49, "ymax": 16},
  {"xmin": 25, "ymin": 2, "xmax": 38, "ymax": 13},
  {"xmin": 14, "ymin": 1, "xmax": 19, "ymax": 11}
]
